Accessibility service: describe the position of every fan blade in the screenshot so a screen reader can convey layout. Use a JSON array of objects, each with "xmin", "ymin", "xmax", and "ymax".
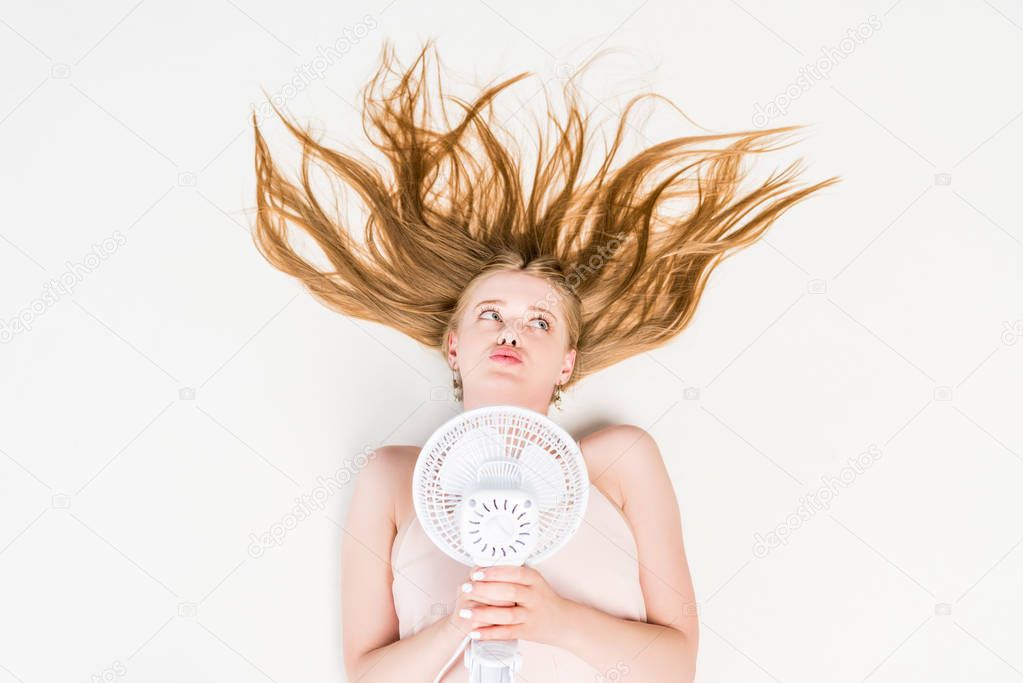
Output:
[{"xmin": 438, "ymin": 423, "xmax": 505, "ymax": 492}]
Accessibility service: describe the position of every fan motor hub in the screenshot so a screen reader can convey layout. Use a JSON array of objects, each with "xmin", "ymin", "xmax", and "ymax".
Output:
[
  {"xmin": 482, "ymin": 512, "xmax": 519, "ymax": 544},
  {"xmin": 461, "ymin": 490, "xmax": 538, "ymax": 565}
]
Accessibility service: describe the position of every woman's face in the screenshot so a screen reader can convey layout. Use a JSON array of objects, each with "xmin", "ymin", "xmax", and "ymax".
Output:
[{"xmin": 447, "ymin": 270, "xmax": 576, "ymax": 415}]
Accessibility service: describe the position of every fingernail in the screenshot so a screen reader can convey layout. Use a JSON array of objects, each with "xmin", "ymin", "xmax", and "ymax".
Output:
[
  {"xmin": 471, "ymin": 570, "xmax": 485, "ymax": 580},
  {"xmin": 461, "ymin": 582, "xmax": 473, "ymax": 593},
  {"xmin": 469, "ymin": 630, "xmax": 481, "ymax": 639},
  {"xmin": 459, "ymin": 608, "xmax": 473, "ymax": 619}
]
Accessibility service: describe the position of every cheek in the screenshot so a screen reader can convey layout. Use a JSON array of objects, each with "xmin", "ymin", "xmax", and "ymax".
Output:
[
  {"xmin": 459, "ymin": 325, "xmax": 493, "ymax": 353},
  {"xmin": 539, "ymin": 342, "xmax": 566, "ymax": 367}
]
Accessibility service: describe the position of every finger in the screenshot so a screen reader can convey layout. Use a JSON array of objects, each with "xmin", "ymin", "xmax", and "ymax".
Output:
[
  {"xmin": 453, "ymin": 588, "xmax": 488, "ymax": 629},
  {"xmin": 451, "ymin": 602, "xmax": 489, "ymax": 631},
  {"xmin": 464, "ymin": 604, "xmax": 526, "ymax": 626},
  {"xmin": 471, "ymin": 624, "xmax": 520, "ymax": 641},
  {"xmin": 459, "ymin": 585, "xmax": 513, "ymax": 610},
  {"xmin": 461, "ymin": 580, "xmax": 523, "ymax": 605},
  {"xmin": 455, "ymin": 600, "xmax": 494, "ymax": 629},
  {"xmin": 470, "ymin": 565, "xmax": 536, "ymax": 586}
]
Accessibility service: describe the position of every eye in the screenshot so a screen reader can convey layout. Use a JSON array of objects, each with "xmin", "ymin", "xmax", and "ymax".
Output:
[{"xmin": 479, "ymin": 307, "xmax": 552, "ymax": 332}]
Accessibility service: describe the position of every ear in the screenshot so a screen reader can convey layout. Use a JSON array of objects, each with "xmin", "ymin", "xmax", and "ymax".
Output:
[
  {"xmin": 447, "ymin": 330, "xmax": 458, "ymax": 368},
  {"xmin": 559, "ymin": 348, "xmax": 576, "ymax": 383}
]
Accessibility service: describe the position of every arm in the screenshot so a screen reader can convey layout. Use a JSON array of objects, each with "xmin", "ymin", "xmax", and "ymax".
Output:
[
  {"xmin": 341, "ymin": 446, "xmax": 471, "ymax": 682},
  {"xmin": 349, "ymin": 617, "xmax": 470, "ymax": 682},
  {"xmin": 560, "ymin": 600, "xmax": 695, "ymax": 681},
  {"xmin": 563, "ymin": 425, "xmax": 700, "ymax": 681}
]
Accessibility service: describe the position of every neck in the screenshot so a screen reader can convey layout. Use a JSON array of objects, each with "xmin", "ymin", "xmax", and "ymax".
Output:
[{"xmin": 461, "ymin": 391, "xmax": 551, "ymax": 417}]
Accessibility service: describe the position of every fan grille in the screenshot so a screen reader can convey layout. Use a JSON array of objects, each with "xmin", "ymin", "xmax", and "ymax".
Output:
[{"xmin": 412, "ymin": 405, "xmax": 589, "ymax": 566}]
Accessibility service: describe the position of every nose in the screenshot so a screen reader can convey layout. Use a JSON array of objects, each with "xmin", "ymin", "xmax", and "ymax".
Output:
[{"xmin": 498, "ymin": 325, "xmax": 517, "ymax": 346}]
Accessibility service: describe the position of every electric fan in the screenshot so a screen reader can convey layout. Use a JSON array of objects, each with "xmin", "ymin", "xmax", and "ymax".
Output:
[{"xmin": 413, "ymin": 404, "xmax": 590, "ymax": 683}]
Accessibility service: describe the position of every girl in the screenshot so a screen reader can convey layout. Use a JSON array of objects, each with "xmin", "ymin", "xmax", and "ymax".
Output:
[{"xmin": 251, "ymin": 39, "xmax": 839, "ymax": 681}]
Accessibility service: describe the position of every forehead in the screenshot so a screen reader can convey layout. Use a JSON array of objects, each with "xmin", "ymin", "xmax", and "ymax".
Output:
[{"xmin": 468, "ymin": 271, "xmax": 560, "ymax": 310}]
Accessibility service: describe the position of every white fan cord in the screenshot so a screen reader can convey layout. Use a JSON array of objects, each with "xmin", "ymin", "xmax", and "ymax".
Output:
[{"xmin": 432, "ymin": 634, "xmax": 471, "ymax": 683}]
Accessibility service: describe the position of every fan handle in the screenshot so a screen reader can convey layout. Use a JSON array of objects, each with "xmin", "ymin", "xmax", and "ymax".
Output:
[{"xmin": 466, "ymin": 639, "xmax": 522, "ymax": 682}]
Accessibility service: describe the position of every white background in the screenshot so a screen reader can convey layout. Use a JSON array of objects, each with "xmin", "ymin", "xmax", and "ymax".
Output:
[{"xmin": 1, "ymin": 1, "xmax": 1022, "ymax": 681}]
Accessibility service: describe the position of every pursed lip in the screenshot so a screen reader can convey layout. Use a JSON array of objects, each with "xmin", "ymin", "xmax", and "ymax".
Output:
[{"xmin": 489, "ymin": 348, "xmax": 523, "ymax": 362}]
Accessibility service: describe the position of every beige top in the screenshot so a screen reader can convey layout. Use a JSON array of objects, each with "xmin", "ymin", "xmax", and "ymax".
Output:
[{"xmin": 390, "ymin": 484, "xmax": 647, "ymax": 681}]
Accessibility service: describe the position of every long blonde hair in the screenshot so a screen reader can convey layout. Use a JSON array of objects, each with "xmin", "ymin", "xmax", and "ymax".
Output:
[{"xmin": 251, "ymin": 39, "xmax": 839, "ymax": 394}]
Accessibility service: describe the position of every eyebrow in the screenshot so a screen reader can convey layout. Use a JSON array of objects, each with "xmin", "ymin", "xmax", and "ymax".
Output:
[{"xmin": 474, "ymin": 298, "xmax": 558, "ymax": 321}]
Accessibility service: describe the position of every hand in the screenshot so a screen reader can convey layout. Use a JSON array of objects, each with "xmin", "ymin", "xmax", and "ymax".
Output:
[{"xmin": 448, "ymin": 564, "xmax": 574, "ymax": 646}]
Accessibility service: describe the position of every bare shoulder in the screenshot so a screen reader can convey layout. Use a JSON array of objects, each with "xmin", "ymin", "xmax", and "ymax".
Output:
[
  {"xmin": 578, "ymin": 423, "xmax": 662, "ymax": 512},
  {"xmin": 348, "ymin": 444, "xmax": 419, "ymax": 529},
  {"xmin": 371, "ymin": 442, "xmax": 419, "ymax": 469},
  {"xmin": 369, "ymin": 444, "xmax": 419, "ymax": 532},
  {"xmin": 363, "ymin": 443, "xmax": 418, "ymax": 478}
]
